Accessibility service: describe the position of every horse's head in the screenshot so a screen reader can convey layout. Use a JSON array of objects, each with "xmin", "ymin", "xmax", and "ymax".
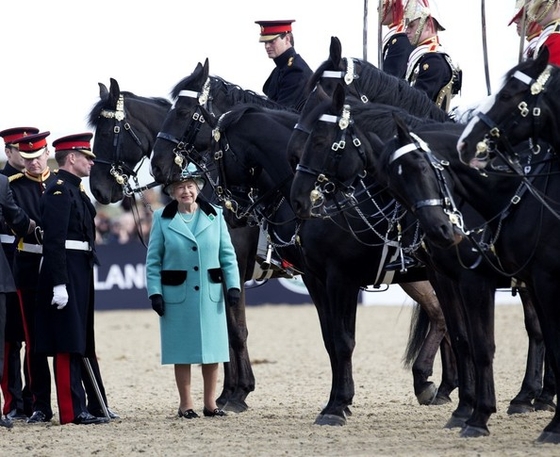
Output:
[
  {"xmin": 290, "ymin": 83, "xmax": 375, "ymax": 219},
  {"xmin": 382, "ymin": 115, "xmax": 464, "ymax": 248},
  {"xmin": 151, "ymin": 59, "xmax": 218, "ymax": 184},
  {"xmin": 457, "ymin": 47, "xmax": 553, "ymax": 169},
  {"xmin": 88, "ymin": 78, "xmax": 170, "ymax": 204}
]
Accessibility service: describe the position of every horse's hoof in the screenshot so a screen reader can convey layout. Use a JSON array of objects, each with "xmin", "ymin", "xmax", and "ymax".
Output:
[
  {"xmin": 444, "ymin": 414, "xmax": 468, "ymax": 429},
  {"xmin": 416, "ymin": 383, "xmax": 438, "ymax": 405},
  {"xmin": 537, "ymin": 431, "xmax": 560, "ymax": 444},
  {"xmin": 219, "ymin": 400, "xmax": 249, "ymax": 414},
  {"xmin": 460, "ymin": 424, "xmax": 490, "ymax": 438},
  {"xmin": 507, "ymin": 402, "xmax": 534, "ymax": 415},
  {"xmin": 432, "ymin": 393, "xmax": 452, "ymax": 405},
  {"xmin": 534, "ymin": 400, "xmax": 556, "ymax": 413},
  {"xmin": 314, "ymin": 413, "xmax": 346, "ymax": 426}
]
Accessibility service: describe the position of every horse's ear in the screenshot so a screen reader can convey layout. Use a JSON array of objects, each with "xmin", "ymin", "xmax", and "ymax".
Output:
[
  {"xmin": 329, "ymin": 36, "xmax": 342, "ymax": 67},
  {"xmin": 332, "ymin": 83, "xmax": 346, "ymax": 112},
  {"xmin": 392, "ymin": 113, "xmax": 411, "ymax": 143},
  {"xmin": 98, "ymin": 82, "xmax": 108, "ymax": 98},
  {"xmin": 202, "ymin": 58, "xmax": 210, "ymax": 79},
  {"xmin": 109, "ymin": 78, "xmax": 121, "ymax": 104}
]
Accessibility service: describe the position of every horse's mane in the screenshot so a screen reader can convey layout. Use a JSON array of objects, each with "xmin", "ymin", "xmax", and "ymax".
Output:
[
  {"xmin": 348, "ymin": 102, "xmax": 452, "ymax": 141},
  {"xmin": 88, "ymin": 91, "xmax": 171, "ymax": 128},
  {"xmin": 218, "ymin": 104, "xmax": 299, "ymax": 131},
  {"xmin": 308, "ymin": 57, "xmax": 450, "ymax": 122},
  {"xmin": 171, "ymin": 73, "xmax": 297, "ymax": 112}
]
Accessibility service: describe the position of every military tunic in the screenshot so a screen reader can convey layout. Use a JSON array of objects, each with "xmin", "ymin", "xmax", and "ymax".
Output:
[
  {"xmin": 405, "ymin": 37, "xmax": 455, "ymax": 110},
  {"xmin": 382, "ymin": 25, "xmax": 414, "ymax": 79},
  {"xmin": 36, "ymin": 169, "xmax": 98, "ymax": 356},
  {"xmin": 263, "ymin": 47, "xmax": 312, "ymax": 111}
]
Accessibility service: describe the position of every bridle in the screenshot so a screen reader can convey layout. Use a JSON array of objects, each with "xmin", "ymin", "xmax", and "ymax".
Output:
[
  {"xmin": 320, "ymin": 57, "xmax": 370, "ymax": 104},
  {"xmin": 155, "ymin": 77, "xmax": 212, "ymax": 177},
  {"xmin": 294, "ymin": 102, "xmax": 373, "ymax": 215},
  {"xmin": 96, "ymin": 94, "xmax": 158, "ymax": 196},
  {"xmin": 389, "ymin": 132, "xmax": 465, "ymax": 233},
  {"xmin": 471, "ymin": 65, "xmax": 553, "ymax": 164}
]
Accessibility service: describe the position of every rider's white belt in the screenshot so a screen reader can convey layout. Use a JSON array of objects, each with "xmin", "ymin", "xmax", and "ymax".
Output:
[
  {"xmin": 18, "ymin": 243, "xmax": 43, "ymax": 254},
  {"xmin": 0, "ymin": 234, "xmax": 16, "ymax": 244},
  {"xmin": 65, "ymin": 240, "xmax": 91, "ymax": 251}
]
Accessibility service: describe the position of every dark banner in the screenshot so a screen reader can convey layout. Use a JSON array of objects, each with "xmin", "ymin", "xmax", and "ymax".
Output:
[{"xmin": 93, "ymin": 242, "xmax": 311, "ymax": 310}]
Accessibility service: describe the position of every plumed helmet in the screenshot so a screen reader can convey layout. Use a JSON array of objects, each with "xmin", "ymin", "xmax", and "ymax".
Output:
[
  {"xmin": 404, "ymin": 0, "xmax": 445, "ymax": 32},
  {"xmin": 528, "ymin": 0, "xmax": 558, "ymax": 23}
]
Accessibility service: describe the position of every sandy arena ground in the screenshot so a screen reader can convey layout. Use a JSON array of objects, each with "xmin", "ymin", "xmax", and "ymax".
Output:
[{"xmin": 1, "ymin": 302, "xmax": 558, "ymax": 456}]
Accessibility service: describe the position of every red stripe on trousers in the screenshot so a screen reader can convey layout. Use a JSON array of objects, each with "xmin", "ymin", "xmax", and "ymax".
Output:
[{"xmin": 54, "ymin": 353, "xmax": 74, "ymax": 424}]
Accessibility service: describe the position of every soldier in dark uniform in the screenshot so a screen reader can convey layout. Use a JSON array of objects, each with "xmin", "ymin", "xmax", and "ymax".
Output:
[
  {"xmin": 36, "ymin": 133, "xmax": 110, "ymax": 425},
  {"xmin": 403, "ymin": 0, "xmax": 460, "ymax": 111},
  {"xmin": 255, "ymin": 19, "xmax": 312, "ymax": 111},
  {"xmin": 0, "ymin": 127, "xmax": 38, "ymax": 421},
  {"xmin": 8, "ymin": 131, "xmax": 56, "ymax": 423},
  {"xmin": 380, "ymin": 0, "xmax": 414, "ymax": 78},
  {"xmin": 0, "ymin": 173, "xmax": 35, "ymax": 428}
]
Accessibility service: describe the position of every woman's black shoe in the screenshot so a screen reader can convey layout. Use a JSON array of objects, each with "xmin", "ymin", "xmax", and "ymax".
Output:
[
  {"xmin": 203, "ymin": 407, "xmax": 226, "ymax": 417},
  {"xmin": 178, "ymin": 408, "xmax": 199, "ymax": 419}
]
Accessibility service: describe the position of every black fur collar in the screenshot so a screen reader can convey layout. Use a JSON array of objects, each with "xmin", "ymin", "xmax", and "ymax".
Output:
[{"xmin": 161, "ymin": 195, "xmax": 218, "ymax": 219}]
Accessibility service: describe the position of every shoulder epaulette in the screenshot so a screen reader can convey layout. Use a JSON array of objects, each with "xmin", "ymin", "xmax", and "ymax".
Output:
[{"xmin": 8, "ymin": 173, "xmax": 24, "ymax": 183}]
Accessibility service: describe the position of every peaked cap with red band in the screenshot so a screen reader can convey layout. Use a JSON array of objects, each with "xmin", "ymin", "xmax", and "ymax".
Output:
[
  {"xmin": 12, "ymin": 131, "xmax": 50, "ymax": 159},
  {"xmin": 0, "ymin": 126, "xmax": 40, "ymax": 146},
  {"xmin": 52, "ymin": 132, "xmax": 96, "ymax": 158},
  {"xmin": 255, "ymin": 19, "xmax": 295, "ymax": 42}
]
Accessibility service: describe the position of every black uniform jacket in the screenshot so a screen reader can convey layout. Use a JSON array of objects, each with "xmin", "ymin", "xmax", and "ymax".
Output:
[
  {"xmin": 10, "ymin": 170, "xmax": 56, "ymax": 289},
  {"xmin": 0, "ymin": 174, "xmax": 31, "ymax": 293},
  {"xmin": 263, "ymin": 47, "xmax": 312, "ymax": 110},
  {"xmin": 408, "ymin": 52, "xmax": 453, "ymax": 105},
  {"xmin": 383, "ymin": 32, "xmax": 414, "ymax": 79},
  {"xmin": 36, "ymin": 170, "xmax": 98, "ymax": 355}
]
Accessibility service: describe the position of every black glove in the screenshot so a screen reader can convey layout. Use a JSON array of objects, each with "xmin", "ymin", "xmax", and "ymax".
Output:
[
  {"xmin": 226, "ymin": 288, "xmax": 240, "ymax": 307},
  {"xmin": 150, "ymin": 294, "xmax": 165, "ymax": 316}
]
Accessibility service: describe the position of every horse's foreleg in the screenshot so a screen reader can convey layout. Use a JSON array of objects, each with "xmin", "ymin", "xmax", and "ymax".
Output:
[
  {"xmin": 304, "ymin": 273, "xmax": 358, "ymax": 426},
  {"xmin": 508, "ymin": 286, "xmax": 546, "ymax": 414}
]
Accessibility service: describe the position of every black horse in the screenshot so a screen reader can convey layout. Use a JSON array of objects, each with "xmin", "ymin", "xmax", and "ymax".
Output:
[
  {"xmin": 288, "ymin": 84, "xmax": 554, "ymax": 437},
  {"xmin": 88, "ymin": 78, "xmax": 171, "ymax": 204},
  {"xmin": 457, "ymin": 47, "xmax": 558, "ymax": 169},
  {"xmin": 87, "ymin": 77, "xmax": 264, "ymax": 414},
  {"xmin": 150, "ymin": 58, "xmax": 293, "ymax": 184},
  {"xmin": 193, "ymin": 102, "xmax": 462, "ymax": 425},
  {"xmin": 376, "ymin": 113, "xmax": 560, "ymax": 442}
]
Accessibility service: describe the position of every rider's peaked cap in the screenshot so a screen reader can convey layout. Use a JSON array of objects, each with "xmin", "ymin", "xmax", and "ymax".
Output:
[
  {"xmin": 0, "ymin": 127, "xmax": 40, "ymax": 146},
  {"xmin": 255, "ymin": 19, "xmax": 295, "ymax": 42},
  {"xmin": 52, "ymin": 132, "xmax": 96, "ymax": 159},
  {"xmin": 11, "ymin": 131, "xmax": 50, "ymax": 159}
]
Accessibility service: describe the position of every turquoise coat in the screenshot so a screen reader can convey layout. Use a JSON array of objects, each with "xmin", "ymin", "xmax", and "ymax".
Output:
[{"xmin": 146, "ymin": 199, "xmax": 240, "ymax": 364}]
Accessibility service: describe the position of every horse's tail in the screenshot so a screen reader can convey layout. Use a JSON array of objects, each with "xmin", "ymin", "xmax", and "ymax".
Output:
[{"xmin": 402, "ymin": 302, "xmax": 429, "ymax": 369}]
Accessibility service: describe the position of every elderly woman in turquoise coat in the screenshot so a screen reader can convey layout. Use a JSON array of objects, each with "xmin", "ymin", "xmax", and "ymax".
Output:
[{"xmin": 146, "ymin": 166, "xmax": 240, "ymax": 419}]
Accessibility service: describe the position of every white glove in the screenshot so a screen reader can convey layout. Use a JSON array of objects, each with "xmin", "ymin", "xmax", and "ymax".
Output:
[{"xmin": 52, "ymin": 284, "xmax": 69, "ymax": 310}]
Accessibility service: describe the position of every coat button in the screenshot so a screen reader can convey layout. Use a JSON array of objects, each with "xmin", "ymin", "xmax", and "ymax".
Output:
[
  {"xmin": 193, "ymin": 266, "xmax": 199, "ymax": 271},
  {"xmin": 194, "ymin": 286, "xmax": 200, "ymax": 291},
  {"xmin": 192, "ymin": 246, "xmax": 197, "ymax": 251}
]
